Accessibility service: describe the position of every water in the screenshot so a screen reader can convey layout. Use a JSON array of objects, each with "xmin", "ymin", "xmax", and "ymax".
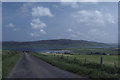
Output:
[
  {"xmin": 2, "ymin": 44, "xmax": 118, "ymax": 53},
  {"xmin": 3, "ymin": 48, "xmax": 48, "ymax": 53}
]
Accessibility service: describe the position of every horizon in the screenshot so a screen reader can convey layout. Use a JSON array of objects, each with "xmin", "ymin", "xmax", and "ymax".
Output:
[
  {"xmin": 2, "ymin": 2, "xmax": 118, "ymax": 43},
  {"xmin": 2, "ymin": 38, "xmax": 118, "ymax": 44}
]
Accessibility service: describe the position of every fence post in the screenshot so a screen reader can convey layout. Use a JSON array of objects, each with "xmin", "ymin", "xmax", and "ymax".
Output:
[
  {"xmin": 100, "ymin": 56, "xmax": 103, "ymax": 65},
  {"xmin": 85, "ymin": 57, "xmax": 87, "ymax": 64}
]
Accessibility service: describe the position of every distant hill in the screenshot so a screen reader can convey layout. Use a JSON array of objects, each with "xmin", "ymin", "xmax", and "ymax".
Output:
[{"xmin": 2, "ymin": 39, "xmax": 113, "ymax": 49}]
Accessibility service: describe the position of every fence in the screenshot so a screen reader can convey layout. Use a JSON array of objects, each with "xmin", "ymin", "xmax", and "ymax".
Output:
[{"xmin": 51, "ymin": 54, "xmax": 117, "ymax": 68}]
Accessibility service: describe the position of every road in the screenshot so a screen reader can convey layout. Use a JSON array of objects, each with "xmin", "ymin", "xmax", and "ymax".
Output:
[{"xmin": 7, "ymin": 53, "xmax": 87, "ymax": 78}]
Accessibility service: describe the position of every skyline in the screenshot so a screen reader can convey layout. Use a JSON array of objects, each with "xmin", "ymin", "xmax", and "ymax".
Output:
[{"xmin": 2, "ymin": 2, "xmax": 118, "ymax": 43}]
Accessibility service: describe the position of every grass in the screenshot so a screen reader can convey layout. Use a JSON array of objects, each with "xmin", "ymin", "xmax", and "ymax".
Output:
[
  {"xmin": 40, "ymin": 53, "xmax": 118, "ymax": 67},
  {"xmin": 65, "ymin": 48, "xmax": 118, "ymax": 55},
  {"xmin": 30, "ymin": 52, "xmax": 120, "ymax": 80},
  {"xmin": 70, "ymin": 55, "xmax": 118, "ymax": 67},
  {"xmin": 2, "ymin": 50, "xmax": 22, "ymax": 78}
]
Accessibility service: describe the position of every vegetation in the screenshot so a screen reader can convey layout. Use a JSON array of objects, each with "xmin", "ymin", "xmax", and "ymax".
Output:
[
  {"xmin": 2, "ymin": 50, "xmax": 22, "ymax": 78},
  {"xmin": 3, "ymin": 39, "xmax": 113, "ymax": 49},
  {"xmin": 44, "ymin": 53, "xmax": 118, "ymax": 67},
  {"xmin": 30, "ymin": 52, "xmax": 120, "ymax": 80},
  {"xmin": 69, "ymin": 48, "xmax": 119, "ymax": 55}
]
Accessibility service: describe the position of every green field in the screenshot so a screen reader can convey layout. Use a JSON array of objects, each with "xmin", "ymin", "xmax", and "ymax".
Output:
[
  {"xmin": 63, "ymin": 48, "xmax": 119, "ymax": 55},
  {"xmin": 41, "ymin": 53, "xmax": 119, "ymax": 67},
  {"xmin": 31, "ymin": 52, "xmax": 120, "ymax": 79},
  {"xmin": 2, "ymin": 50, "xmax": 22, "ymax": 78}
]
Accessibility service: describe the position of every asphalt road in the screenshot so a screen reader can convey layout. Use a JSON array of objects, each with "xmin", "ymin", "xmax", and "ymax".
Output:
[{"xmin": 7, "ymin": 53, "xmax": 87, "ymax": 78}]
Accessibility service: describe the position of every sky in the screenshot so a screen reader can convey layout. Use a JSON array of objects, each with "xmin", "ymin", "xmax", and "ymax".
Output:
[{"xmin": 2, "ymin": 2, "xmax": 118, "ymax": 43}]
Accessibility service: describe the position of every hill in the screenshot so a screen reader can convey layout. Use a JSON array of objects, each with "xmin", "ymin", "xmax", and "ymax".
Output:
[{"xmin": 2, "ymin": 39, "xmax": 113, "ymax": 49}]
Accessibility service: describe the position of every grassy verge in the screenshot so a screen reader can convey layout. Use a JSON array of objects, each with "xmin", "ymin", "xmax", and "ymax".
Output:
[
  {"xmin": 2, "ymin": 50, "xmax": 22, "ymax": 78},
  {"xmin": 30, "ymin": 52, "xmax": 120, "ymax": 80}
]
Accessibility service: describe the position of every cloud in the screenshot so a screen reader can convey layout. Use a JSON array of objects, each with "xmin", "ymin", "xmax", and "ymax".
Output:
[
  {"xmin": 30, "ymin": 6, "xmax": 54, "ymax": 37},
  {"xmin": 30, "ymin": 18, "xmax": 47, "ymax": 37},
  {"xmin": 105, "ymin": 13, "xmax": 115, "ymax": 24},
  {"xmin": 32, "ymin": 6, "xmax": 54, "ymax": 17},
  {"xmin": 5, "ymin": 23, "xmax": 20, "ymax": 32},
  {"xmin": 30, "ymin": 32, "xmax": 40, "ymax": 37},
  {"xmin": 61, "ymin": 0, "xmax": 99, "ymax": 8},
  {"xmin": 61, "ymin": 0, "xmax": 79, "ymax": 8},
  {"xmin": 70, "ymin": 34, "xmax": 78, "ymax": 38},
  {"xmin": 72, "ymin": 10, "xmax": 115, "ymax": 26},
  {"xmin": 40, "ymin": 29, "xmax": 46, "ymax": 34},
  {"xmin": 53, "ymin": 5, "xmax": 59, "ymax": 8},
  {"xmin": 87, "ymin": 29, "xmax": 110, "ymax": 42},
  {"xmin": 30, "ymin": 18, "xmax": 46, "ymax": 30},
  {"xmin": 67, "ymin": 28, "xmax": 73, "ymax": 32},
  {"xmin": 88, "ymin": 29, "xmax": 107, "ymax": 37},
  {"xmin": 13, "ymin": 28, "xmax": 20, "ymax": 31},
  {"xmin": 67, "ymin": 28, "xmax": 83, "ymax": 39},
  {"xmin": 30, "ymin": 29, "xmax": 46, "ymax": 37},
  {"xmin": 66, "ymin": 27, "xmax": 112, "ymax": 42},
  {"xmin": 61, "ymin": 2, "xmax": 78, "ymax": 8},
  {"xmin": 5, "ymin": 23, "xmax": 14, "ymax": 28},
  {"xmin": 21, "ymin": 3, "xmax": 35, "ymax": 13}
]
